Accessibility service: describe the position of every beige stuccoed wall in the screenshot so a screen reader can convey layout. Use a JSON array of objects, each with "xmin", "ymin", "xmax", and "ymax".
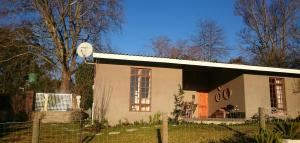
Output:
[
  {"xmin": 243, "ymin": 74, "xmax": 270, "ymax": 119},
  {"xmin": 93, "ymin": 63, "xmax": 182, "ymax": 125},
  {"xmin": 285, "ymin": 78, "xmax": 300, "ymax": 118},
  {"xmin": 244, "ymin": 74, "xmax": 300, "ymax": 119},
  {"xmin": 208, "ymin": 75, "xmax": 246, "ymax": 117}
]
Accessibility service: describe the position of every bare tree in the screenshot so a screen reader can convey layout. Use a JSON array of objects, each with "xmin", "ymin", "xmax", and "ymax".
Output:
[
  {"xmin": 192, "ymin": 20, "xmax": 227, "ymax": 62},
  {"xmin": 235, "ymin": 0, "xmax": 300, "ymax": 68},
  {"xmin": 149, "ymin": 20, "xmax": 226, "ymax": 61},
  {"xmin": 0, "ymin": 27, "xmax": 58, "ymax": 95},
  {"xmin": 150, "ymin": 36, "xmax": 202, "ymax": 60},
  {"xmin": 290, "ymin": 22, "xmax": 300, "ymax": 68},
  {"xmin": 0, "ymin": 0, "xmax": 123, "ymax": 92},
  {"xmin": 228, "ymin": 56, "xmax": 248, "ymax": 64},
  {"xmin": 150, "ymin": 36, "xmax": 174, "ymax": 58}
]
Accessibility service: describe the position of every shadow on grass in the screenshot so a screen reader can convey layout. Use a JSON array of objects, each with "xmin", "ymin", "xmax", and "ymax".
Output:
[
  {"xmin": 0, "ymin": 123, "xmax": 31, "ymax": 138},
  {"xmin": 156, "ymin": 128, "xmax": 162, "ymax": 143},
  {"xmin": 82, "ymin": 134, "xmax": 96, "ymax": 143},
  {"xmin": 218, "ymin": 125, "xmax": 256, "ymax": 143}
]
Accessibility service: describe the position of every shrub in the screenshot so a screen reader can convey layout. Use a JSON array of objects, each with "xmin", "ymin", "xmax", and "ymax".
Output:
[
  {"xmin": 139, "ymin": 119, "xmax": 147, "ymax": 125},
  {"xmin": 149, "ymin": 112, "xmax": 161, "ymax": 125},
  {"xmin": 13, "ymin": 111, "xmax": 29, "ymax": 121},
  {"xmin": 274, "ymin": 121, "xmax": 299, "ymax": 139},
  {"xmin": 168, "ymin": 117, "xmax": 177, "ymax": 125},
  {"xmin": 255, "ymin": 128, "xmax": 281, "ymax": 143},
  {"xmin": 92, "ymin": 119, "xmax": 108, "ymax": 133},
  {"xmin": 295, "ymin": 115, "xmax": 300, "ymax": 121},
  {"xmin": 122, "ymin": 118, "xmax": 130, "ymax": 126},
  {"xmin": 132, "ymin": 119, "xmax": 147, "ymax": 125},
  {"xmin": 133, "ymin": 120, "xmax": 140, "ymax": 125},
  {"xmin": 10, "ymin": 94, "xmax": 30, "ymax": 121},
  {"xmin": 93, "ymin": 122, "xmax": 102, "ymax": 133},
  {"xmin": 251, "ymin": 112, "xmax": 285, "ymax": 122},
  {"xmin": 71, "ymin": 110, "xmax": 89, "ymax": 121},
  {"xmin": 116, "ymin": 118, "xmax": 131, "ymax": 127}
]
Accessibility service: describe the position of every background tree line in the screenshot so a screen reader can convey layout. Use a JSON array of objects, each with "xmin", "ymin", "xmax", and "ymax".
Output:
[
  {"xmin": 0, "ymin": 0, "xmax": 123, "ymax": 121},
  {"xmin": 150, "ymin": 20, "xmax": 227, "ymax": 62},
  {"xmin": 0, "ymin": 0, "xmax": 123, "ymax": 93}
]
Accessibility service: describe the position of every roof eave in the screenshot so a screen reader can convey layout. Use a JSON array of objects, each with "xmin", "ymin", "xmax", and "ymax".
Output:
[{"xmin": 93, "ymin": 52, "xmax": 300, "ymax": 75}]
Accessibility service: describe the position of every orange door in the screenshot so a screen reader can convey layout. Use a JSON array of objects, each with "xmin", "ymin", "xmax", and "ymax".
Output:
[{"xmin": 198, "ymin": 92, "xmax": 208, "ymax": 118}]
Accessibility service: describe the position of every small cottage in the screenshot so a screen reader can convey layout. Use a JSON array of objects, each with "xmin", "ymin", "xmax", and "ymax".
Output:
[{"xmin": 93, "ymin": 52, "xmax": 300, "ymax": 125}]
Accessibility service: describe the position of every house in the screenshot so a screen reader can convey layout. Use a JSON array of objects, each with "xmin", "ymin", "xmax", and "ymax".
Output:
[{"xmin": 92, "ymin": 52, "xmax": 300, "ymax": 125}]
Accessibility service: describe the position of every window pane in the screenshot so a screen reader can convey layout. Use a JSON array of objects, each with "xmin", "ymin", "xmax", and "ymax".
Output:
[
  {"xmin": 131, "ymin": 69, "xmax": 137, "ymax": 75},
  {"xmin": 141, "ymin": 70, "xmax": 150, "ymax": 76},
  {"xmin": 141, "ymin": 77, "xmax": 146, "ymax": 87},
  {"xmin": 141, "ymin": 88, "xmax": 148, "ymax": 98},
  {"xmin": 146, "ymin": 77, "xmax": 149, "ymax": 84},
  {"xmin": 141, "ymin": 105, "xmax": 150, "ymax": 111},
  {"xmin": 130, "ymin": 68, "xmax": 151, "ymax": 111},
  {"xmin": 269, "ymin": 77, "xmax": 286, "ymax": 111},
  {"xmin": 134, "ymin": 96, "xmax": 139, "ymax": 104}
]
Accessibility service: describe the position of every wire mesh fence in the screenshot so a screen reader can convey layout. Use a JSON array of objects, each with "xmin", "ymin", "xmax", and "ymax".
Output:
[
  {"xmin": 0, "ymin": 120, "xmax": 163, "ymax": 143},
  {"xmin": 39, "ymin": 121, "xmax": 84, "ymax": 143},
  {"xmin": 0, "ymin": 121, "xmax": 32, "ymax": 143},
  {"xmin": 0, "ymin": 110, "xmax": 299, "ymax": 143},
  {"xmin": 168, "ymin": 122, "xmax": 258, "ymax": 143}
]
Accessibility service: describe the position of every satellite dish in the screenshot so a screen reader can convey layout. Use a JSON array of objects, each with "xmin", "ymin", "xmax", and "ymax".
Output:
[{"xmin": 77, "ymin": 42, "xmax": 93, "ymax": 58}]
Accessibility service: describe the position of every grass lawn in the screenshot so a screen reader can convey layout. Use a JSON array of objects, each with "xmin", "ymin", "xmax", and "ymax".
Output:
[
  {"xmin": 1, "ymin": 122, "xmax": 300, "ymax": 143},
  {"xmin": 0, "ymin": 122, "xmax": 261, "ymax": 143},
  {"xmin": 78, "ymin": 124, "xmax": 254, "ymax": 143},
  {"xmin": 0, "ymin": 122, "xmax": 33, "ymax": 143}
]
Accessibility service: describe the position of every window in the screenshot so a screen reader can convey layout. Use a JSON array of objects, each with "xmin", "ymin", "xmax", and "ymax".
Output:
[
  {"xmin": 269, "ymin": 77, "xmax": 286, "ymax": 111},
  {"xmin": 130, "ymin": 68, "xmax": 151, "ymax": 111}
]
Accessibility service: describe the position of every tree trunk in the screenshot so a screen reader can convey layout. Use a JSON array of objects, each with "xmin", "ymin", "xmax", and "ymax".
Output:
[{"xmin": 59, "ymin": 70, "xmax": 71, "ymax": 93}]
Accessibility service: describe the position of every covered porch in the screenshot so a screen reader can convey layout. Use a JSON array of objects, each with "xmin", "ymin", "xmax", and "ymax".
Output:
[{"xmin": 181, "ymin": 66, "xmax": 246, "ymax": 119}]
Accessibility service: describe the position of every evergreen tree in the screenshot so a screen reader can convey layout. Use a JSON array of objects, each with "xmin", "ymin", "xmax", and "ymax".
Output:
[{"xmin": 172, "ymin": 85, "xmax": 185, "ymax": 123}]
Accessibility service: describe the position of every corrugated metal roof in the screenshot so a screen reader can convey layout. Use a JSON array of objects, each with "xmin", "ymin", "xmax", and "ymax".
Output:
[{"xmin": 93, "ymin": 52, "xmax": 300, "ymax": 75}]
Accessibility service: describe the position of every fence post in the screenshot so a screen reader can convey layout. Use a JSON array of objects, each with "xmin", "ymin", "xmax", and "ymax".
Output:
[
  {"xmin": 161, "ymin": 113, "xmax": 168, "ymax": 143},
  {"xmin": 79, "ymin": 118, "xmax": 83, "ymax": 143},
  {"xmin": 91, "ymin": 103, "xmax": 94, "ymax": 125},
  {"xmin": 32, "ymin": 119, "xmax": 40, "ymax": 143},
  {"xmin": 76, "ymin": 95, "xmax": 81, "ymax": 109},
  {"xmin": 259, "ymin": 107, "xmax": 266, "ymax": 129}
]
